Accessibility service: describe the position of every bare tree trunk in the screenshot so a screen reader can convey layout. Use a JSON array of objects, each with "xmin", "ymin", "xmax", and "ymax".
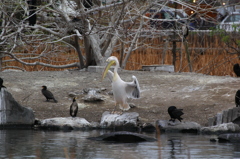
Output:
[
  {"xmin": 83, "ymin": 36, "xmax": 93, "ymax": 67},
  {"xmin": 74, "ymin": 35, "xmax": 85, "ymax": 69},
  {"xmin": 88, "ymin": 33, "xmax": 105, "ymax": 66},
  {"xmin": 122, "ymin": 19, "xmax": 143, "ymax": 69},
  {"xmin": 172, "ymin": 40, "xmax": 177, "ymax": 69},
  {"xmin": 120, "ymin": 41, "xmax": 124, "ymax": 67},
  {"xmin": 172, "ymin": 2, "xmax": 178, "ymax": 70},
  {"xmin": 104, "ymin": 35, "xmax": 118, "ymax": 57}
]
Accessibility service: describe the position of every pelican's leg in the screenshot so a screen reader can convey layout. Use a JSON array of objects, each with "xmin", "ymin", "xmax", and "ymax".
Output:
[
  {"xmin": 116, "ymin": 104, "xmax": 124, "ymax": 115},
  {"xmin": 111, "ymin": 102, "xmax": 118, "ymax": 114},
  {"xmin": 120, "ymin": 109, "xmax": 124, "ymax": 115}
]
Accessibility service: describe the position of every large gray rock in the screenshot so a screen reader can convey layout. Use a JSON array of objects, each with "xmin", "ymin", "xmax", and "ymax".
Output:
[
  {"xmin": 88, "ymin": 131, "xmax": 157, "ymax": 143},
  {"xmin": 0, "ymin": 89, "xmax": 35, "ymax": 127},
  {"xmin": 100, "ymin": 111, "xmax": 139, "ymax": 131},
  {"xmin": 40, "ymin": 117, "xmax": 92, "ymax": 130},
  {"xmin": 208, "ymin": 107, "xmax": 240, "ymax": 126},
  {"xmin": 218, "ymin": 133, "xmax": 240, "ymax": 142},
  {"xmin": 201, "ymin": 123, "xmax": 240, "ymax": 134},
  {"xmin": 156, "ymin": 120, "xmax": 201, "ymax": 133}
]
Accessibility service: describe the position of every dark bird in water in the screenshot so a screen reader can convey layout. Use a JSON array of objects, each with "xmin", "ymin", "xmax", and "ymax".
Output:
[
  {"xmin": 233, "ymin": 64, "xmax": 240, "ymax": 77},
  {"xmin": 235, "ymin": 90, "xmax": 240, "ymax": 107},
  {"xmin": 0, "ymin": 77, "xmax": 6, "ymax": 91},
  {"xmin": 70, "ymin": 97, "xmax": 78, "ymax": 117},
  {"xmin": 41, "ymin": 86, "xmax": 57, "ymax": 103},
  {"xmin": 168, "ymin": 106, "xmax": 184, "ymax": 122}
]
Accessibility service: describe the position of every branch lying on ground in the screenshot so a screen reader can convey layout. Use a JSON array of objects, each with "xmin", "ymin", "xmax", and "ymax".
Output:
[{"xmin": 1, "ymin": 51, "xmax": 80, "ymax": 69}]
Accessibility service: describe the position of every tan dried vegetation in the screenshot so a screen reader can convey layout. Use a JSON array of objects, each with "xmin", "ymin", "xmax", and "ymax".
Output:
[{"xmin": 2, "ymin": 32, "xmax": 240, "ymax": 76}]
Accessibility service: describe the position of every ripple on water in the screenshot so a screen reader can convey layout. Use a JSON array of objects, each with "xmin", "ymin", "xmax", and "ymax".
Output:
[{"xmin": 0, "ymin": 130, "xmax": 239, "ymax": 159}]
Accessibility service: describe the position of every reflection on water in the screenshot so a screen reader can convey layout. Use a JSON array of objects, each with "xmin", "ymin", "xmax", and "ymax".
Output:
[{"xmin": 0, "ymin": 129, "xmax": 239, "ymax": 159}]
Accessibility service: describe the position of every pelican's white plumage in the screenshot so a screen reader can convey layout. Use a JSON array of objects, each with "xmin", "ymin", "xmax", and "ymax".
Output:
[{"xmin": 102, "ymin": 56, "xmax": 140, "ymax": 111}]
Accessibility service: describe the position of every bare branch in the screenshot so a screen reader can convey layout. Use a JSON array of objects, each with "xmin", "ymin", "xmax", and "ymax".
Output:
[{"xmin": 1, "ymin": 51, "xmax": 79, "ymax": 69}]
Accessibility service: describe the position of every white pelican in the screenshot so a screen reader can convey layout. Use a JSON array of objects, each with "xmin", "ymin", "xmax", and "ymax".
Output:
[{"xmin": 102, "ymin": 56, "xmax": 140, "ymax": 112}]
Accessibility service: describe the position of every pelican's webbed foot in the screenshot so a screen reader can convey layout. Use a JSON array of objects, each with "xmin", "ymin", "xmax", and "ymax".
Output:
[{"xmin": 110, "ymin": 109, "xmax": 123, "ymax": 115}]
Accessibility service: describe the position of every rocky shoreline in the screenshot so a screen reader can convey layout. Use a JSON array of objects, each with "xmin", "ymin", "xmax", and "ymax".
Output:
[
  {"xmin": 1, "ymin": 87, "xmax": 240, "ymax": 143},
  {"xmin": 1, "ymin": 70, "xmax": 240, "ymax": 142}
]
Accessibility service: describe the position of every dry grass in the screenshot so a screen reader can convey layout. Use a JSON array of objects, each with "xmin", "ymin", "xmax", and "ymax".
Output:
[
  {"xmin": 114, "ymin": 32, "xmax": 240, "ymax": 77},
  {"xmin": 2, "ymin": 32, "xmax": 240, "ymax": 76}
]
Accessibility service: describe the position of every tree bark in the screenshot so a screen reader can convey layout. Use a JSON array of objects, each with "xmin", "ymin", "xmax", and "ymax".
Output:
[
  {"xmin": 88, "ymin": 31, "xmax": 105, "ymax": 66},
  {"xmin": 122, "ymin": 18, "xmax": 143, "ymax": 69},
  {"xmin": 74, "ymin": 35, "xmax": 85, "ymax": 69}
]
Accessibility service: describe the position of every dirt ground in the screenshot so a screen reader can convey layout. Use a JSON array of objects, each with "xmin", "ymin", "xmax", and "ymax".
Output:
[{"xmin": 1, "ymin": 69, "xmax": 239, "ymax": 126}]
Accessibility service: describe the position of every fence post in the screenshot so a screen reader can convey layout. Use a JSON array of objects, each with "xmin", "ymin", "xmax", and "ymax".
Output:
[
  {"xmin": 162, "ymin": 39, "xmax": 169, "ymax": 65},
  {"xmin": 184, "ymin": 41, "xmax": 192, "ymax": 72}
]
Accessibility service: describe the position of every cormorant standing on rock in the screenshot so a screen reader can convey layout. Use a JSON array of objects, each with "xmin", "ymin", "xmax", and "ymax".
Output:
[
  {"xmin": 168, "ymin": 106, "xmax": 184, "ymax": 122},
  {"xmin": 41, "ymin": 86, "xmax": 57, "ymax": 103},
  {"xmin": 70, "ymin": 97, "xmax": 78, "ymax": 117},
  {"xmin": 235, "ymin": 90, "xmax": 240, "ymax": 107},
  {"xmin": 0, "ymin": 77, "xmax": 6, "ymax": 91},
  {"xmin": 233, "ymin": 64, "xmax": 240, "ymax": 77}
]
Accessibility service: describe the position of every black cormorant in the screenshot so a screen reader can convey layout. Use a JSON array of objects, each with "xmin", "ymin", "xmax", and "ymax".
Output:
[
  {"xmin": 168, "ymin": 106, "xmax": 184, "ymax": 122},
  {"xmin": 70, "ymin": 97, "xmax": 78, "ymax": 117},
  {"xmin": 0, "ymin": 77, "xmax": 6, "ymax": 91},
  {"xmin": 235, "ymin": 90, "xmax": 240, "ymax": 107},
  {"xmin": 27, "ymin": 0, "xmax": 37, "ymax": 26},
  {"xmin": 233, "ymin": 64, "xmax": 240, "ymax": 77},
  {"xmin": 41, "ymin": 85, "xmax": 57, "ymax": 103}
]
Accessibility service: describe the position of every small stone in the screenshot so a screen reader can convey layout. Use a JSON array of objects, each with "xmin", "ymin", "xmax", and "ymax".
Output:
[
  {"xmin": 68, "ymin": 92, "xmax": 77, "ymax": 97},
  {"xmin": 204, "ymin": 108, "xmax": 209, "ymax": 111},
  {"xmin": 210, "ymin": 138, "xmax": 218, "ymax": 142},
  {"xmin": 101, "ymin": 88, "xmax": 107, "ymax": 91},
  {"xmin": 129, "ymin": 103, "xmax": 136, "ymax": 108},
  {"xmin": 108, "ymin": 90, "xmax": 113, "ymax": 95},
  {"xmin": 82, "ymin": 94, "xmax": 104, "ymax": 102}
]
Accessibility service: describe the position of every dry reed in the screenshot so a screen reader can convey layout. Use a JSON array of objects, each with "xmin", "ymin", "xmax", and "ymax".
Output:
[{"xmin": 2, "ymin": 31, "xmax": 240, "ymax": 77}]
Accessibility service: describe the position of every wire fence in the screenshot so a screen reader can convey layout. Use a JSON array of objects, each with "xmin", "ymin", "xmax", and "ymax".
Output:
[{"xmin": 1, "ymin": 30, "xmax": 240, "ymax": 76}]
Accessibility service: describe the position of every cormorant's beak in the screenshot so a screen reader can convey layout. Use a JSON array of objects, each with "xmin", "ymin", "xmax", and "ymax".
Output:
[{"xmin": 102, "ymin": 60, "xmax": 115, "ymax": 81}]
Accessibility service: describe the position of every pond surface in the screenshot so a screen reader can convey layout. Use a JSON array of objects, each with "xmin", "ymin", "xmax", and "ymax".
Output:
[{"xmin": 0, "ymin": 129, "xmax": 240, "ymax": 159}]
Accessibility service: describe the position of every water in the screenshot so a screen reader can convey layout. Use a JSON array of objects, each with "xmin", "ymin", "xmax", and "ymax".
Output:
[{"xmin": 0, "ymin": 129, "xmax": 240, "ymax": 159}]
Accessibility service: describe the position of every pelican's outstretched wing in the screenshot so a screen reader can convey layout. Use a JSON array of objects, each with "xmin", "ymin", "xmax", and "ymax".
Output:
[{"xmin": 125, "ymin": 75, "xmax": 140, "ymax": 99}]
